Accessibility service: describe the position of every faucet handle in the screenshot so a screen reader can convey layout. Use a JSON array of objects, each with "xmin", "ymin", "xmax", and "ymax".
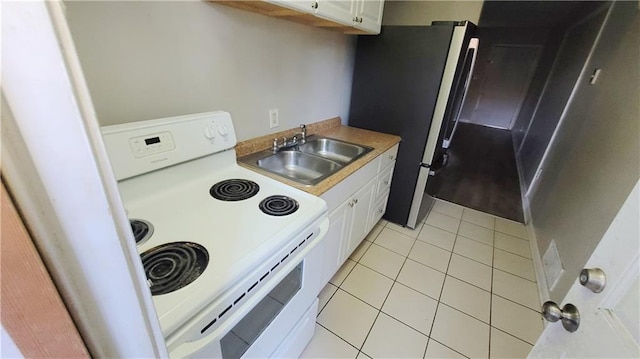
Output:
[
  {"xmin": 300, "ymin": 124, "xmax": 307, "ymax": 140},
  {"xmin": 272, "ymin": 138, "xmax": 278, "ymax": 152}
]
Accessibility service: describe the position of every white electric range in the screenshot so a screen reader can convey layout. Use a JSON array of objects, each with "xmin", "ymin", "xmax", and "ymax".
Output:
[{"xmin": 102, "ymin": 111, "xmax": 328, "ymax": 358}]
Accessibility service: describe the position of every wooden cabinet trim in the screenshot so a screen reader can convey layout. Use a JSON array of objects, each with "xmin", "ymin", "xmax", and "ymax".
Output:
[{"xmin": 1, "ymin": 182, "xmax": 90, "ymax": 358}]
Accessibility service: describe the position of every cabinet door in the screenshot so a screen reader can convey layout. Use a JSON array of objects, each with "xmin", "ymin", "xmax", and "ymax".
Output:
[
  {"xmin": 353, "ymin": 0, "xmax": 384, "ymax": 34},
  {"xmin": 369, "ymin": 194, "xmax": 388, "ymax": 228},
  {"xmin": 345, "ymin": 178, "xmax": 376, "ymax": 256},
  {"xmin": 321, "ymin": 199, "xmax": 351, "ymax": 285},
  {"xmin": 375, "ymin": 165, "xmax": 394, "ymax": 199},
  {"xmin": 316, "ymin": 0, "xmax": 355, "ymax": 25}
]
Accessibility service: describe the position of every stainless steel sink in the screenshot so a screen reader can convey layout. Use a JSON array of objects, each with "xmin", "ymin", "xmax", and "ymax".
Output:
[
  {"xmin": 254, "ymin": 151, "xmax": 342, "ymax": 185},
  {"xmin": 239, "ymin": 136, "xmax": 372, "ymax": 186},
  {"xmin": 299, "ymin": 137, "xmax": 373, "ymax": 164}
]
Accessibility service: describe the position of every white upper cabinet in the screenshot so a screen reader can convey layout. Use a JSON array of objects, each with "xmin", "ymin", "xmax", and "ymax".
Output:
[
  {"xmin": 315, "ymin": 1, "xmax": 355, "ymax": 25},
  {"xmin": 353, "ymin": 0, "xmax": 384, "ymax": 33},
  {"xmin": 210, "ymin": 0, "xmax": 384, "ymax": 35},
  {"xmin": 314, "ymin": 0, "xmax": 384, "ymax": 34}
]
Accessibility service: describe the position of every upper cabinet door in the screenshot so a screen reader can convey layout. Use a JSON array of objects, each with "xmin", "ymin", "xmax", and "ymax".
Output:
[
  {"xmin": 353, "ymin": 0, "xmax": 384, "ymax": 34},
  {"xmin": 315, "ymin": 0, "xmax": 356, "ymax": 25}
]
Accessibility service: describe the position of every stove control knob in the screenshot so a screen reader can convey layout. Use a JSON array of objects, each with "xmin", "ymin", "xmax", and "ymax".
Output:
[
  {"xmin": 204, "ymin": 124, "xmax": 216, "ymax": 139},
  {"xmin": 217, "ymin": 123, "xmax": 229, "ymax": 137}
]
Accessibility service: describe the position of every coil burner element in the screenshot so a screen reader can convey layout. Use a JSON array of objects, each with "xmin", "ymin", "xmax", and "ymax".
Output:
[
  {"xmin": 210, "ymin": 179, "xmax": 260, "ymax": 201},
  {"xmin": 259, "ymin": 195, "xmax": 299, "ymax": 216},
  {"xmin": 141, "ymin": 242, "xmax": 209, "ymax": 295}
]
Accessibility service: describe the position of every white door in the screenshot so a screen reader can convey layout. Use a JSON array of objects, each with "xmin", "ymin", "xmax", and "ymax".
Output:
[{"xmin": 530, "ymin": 180, "xmax": 640, "ymax": 358}]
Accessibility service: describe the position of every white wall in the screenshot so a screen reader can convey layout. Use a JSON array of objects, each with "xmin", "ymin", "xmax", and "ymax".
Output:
[
  {"xmin": 64, "ymin": 1, "xmax": 356, "ymax": 141},
  {"xmin": 382, "ymin": 1, "xmax": 483, "ymax": 25}
]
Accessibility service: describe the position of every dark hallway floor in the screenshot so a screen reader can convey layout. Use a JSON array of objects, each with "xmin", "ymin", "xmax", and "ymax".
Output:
[{"xmin": 429, "ymin": 122, "xmax": 524, "ymax": 222}]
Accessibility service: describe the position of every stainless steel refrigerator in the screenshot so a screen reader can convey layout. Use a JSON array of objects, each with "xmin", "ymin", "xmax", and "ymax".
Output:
[{"xmin": 349, "ymin": 21, "xmax": 479, "ymax": 229}]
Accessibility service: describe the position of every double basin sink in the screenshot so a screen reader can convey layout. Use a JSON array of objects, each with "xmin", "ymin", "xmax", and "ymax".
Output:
[{"xmin": 239, "ymin": 136, "xmax": 373, "ymax": 186}]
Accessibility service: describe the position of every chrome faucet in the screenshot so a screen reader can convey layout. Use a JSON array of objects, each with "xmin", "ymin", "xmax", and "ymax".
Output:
[{"xmin": 272, "ymin": 124, "xmax": 308, "ymax": 153}]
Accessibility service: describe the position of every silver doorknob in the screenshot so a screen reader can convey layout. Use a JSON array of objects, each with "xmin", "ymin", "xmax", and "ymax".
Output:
[
  {"xmin": 580, "ymin": 268, "xmax": 606, "ymax": 293},
  {"xmin": 542, "ymin": 301, "xmax": 580, "ymax": 332}
]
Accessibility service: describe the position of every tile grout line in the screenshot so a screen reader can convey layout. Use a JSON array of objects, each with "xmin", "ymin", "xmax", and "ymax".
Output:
[
  {"xmin": 355, "ymin": 232, "xmax": 420, "ymax": 355},
  {"xmin": 314, "ymin": 220, "xmax": 390, "ymax": 356},
  {"xmin": 494, "ymin": 245, "xmax": 536, "ymax": 261},
  {"xmin": 490, "ymin": 323, "xmax": 539, "ymax": 347},
  {"xmin": 339, "ymin": 218, "xmax": 392, "ymax": 356},
  {"xmin": 422, "ymin": 213, "xmax": 463, "ymax": 359},
  {"xmin": 488, "ymin": 217, "xmax": 496, "ymax": 358},
  {"xmin": 315, "ymin": 321, "xmax": 363, "ymax": 354},
  {"xmin": 317, "ymin": 210, "xmax": 534, "ymax": 357}
]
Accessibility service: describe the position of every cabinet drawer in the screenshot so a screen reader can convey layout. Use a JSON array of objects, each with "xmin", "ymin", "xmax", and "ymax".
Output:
[
  {"xmin": 376, "ymin": 165, "xmax": 393, "ymax": 199},
  {"xmin": 378, "ymin": 144, "xmax": 398, "ymax": 172},
  {"xmin": 369, "ymin": 194, "xmax": 388, "ymax": 227}
]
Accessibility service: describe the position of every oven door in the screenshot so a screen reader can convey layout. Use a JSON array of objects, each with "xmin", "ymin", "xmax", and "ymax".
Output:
[{"xmin": 170, "ymin": 220, "xmax": 327, "ymax": 359}]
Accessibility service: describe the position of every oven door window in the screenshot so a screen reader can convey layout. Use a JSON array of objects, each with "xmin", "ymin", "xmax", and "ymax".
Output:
[{"xmin": 220, "ymin": 262, "xmax": 303, "ymax": 359}]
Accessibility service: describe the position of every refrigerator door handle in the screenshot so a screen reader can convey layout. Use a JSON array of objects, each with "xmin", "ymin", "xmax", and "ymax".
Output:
[{"xmin": 444, "ymin": 37, "xmax": 480, "ymax": 149}]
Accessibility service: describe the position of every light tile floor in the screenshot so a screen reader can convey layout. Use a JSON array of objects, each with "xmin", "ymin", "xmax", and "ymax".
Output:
[{"xmin": 302, "ymin": 199, "xmax": 543, "ymax": 359}]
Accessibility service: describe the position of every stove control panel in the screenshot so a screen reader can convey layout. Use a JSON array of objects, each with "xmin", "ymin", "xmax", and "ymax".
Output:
[
  {"xmin": 129, "ymin": 131, "xmax": 176, "ymax": 158},
  {"xmin": 102, "ymin": 111, "xmax": 237, "ymax": 181}
]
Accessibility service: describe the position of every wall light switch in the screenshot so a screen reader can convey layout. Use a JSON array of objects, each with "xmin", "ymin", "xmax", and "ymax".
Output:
[{"xmin": 269, "ymin": 108, "xmax": 279, "ymax": 128}]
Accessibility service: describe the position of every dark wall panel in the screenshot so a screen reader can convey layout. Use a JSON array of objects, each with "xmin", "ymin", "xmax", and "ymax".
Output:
[{"xmin": 518, "ymin": 8, "xmax": 608, "ymax": 189}]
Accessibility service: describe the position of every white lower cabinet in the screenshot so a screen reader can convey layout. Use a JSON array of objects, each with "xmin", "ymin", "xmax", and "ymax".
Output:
[
  {"xmin": 320, "ymin": 143, "xmax": 398, "ymax": 285},
  {"xmin": 343, "ymin": 178, "xmax": 376, "ymax": 260},
  {"xmin": 321, "ymin": 198, "xmax": 351, "ymax": 285}
]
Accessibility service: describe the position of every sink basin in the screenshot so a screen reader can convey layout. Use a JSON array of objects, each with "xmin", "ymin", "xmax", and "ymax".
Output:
[
  {"xmin": 299, "ymin": 137, "xmax": 373, "ymax": 164},
  {"xmin": 239, "ymin": 136, "xmax": 372, "ymax": 186},
  {"xmin": 255, "ymin": 151, "xmax": 342, "ymax": 185}
]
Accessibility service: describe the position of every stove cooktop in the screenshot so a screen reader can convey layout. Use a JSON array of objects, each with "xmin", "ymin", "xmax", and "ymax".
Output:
[
  {"xmin": 119, "ymin": 154, "xmax": 327, "ymax": 336},
  {"xmin": 103, "ymin": 111, "xmax": 328, "ymax": 337}
]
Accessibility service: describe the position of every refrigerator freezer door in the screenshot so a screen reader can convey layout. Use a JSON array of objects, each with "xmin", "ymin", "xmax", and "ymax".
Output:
[
  {"xmin": 407, "ymin": 165, "xmax": 435, "ymax": 229},
  {"xmin": 421, "ymin": 25, "xmax": 468, "ymax": 166}
]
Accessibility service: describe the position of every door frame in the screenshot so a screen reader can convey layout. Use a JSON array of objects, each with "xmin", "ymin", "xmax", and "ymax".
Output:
[
  {"xmin": 471, "ymin": 44, "xmax": 541, "ymax": 130},
  {"xmin": 2, "ymin": 1, "xmax": 167, "ymax": 357}
]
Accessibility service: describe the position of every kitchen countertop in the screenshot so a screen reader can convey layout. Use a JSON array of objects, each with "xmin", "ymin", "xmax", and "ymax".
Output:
[{"xmin": 235, "ymin": 118, "xmax": 401, "ymax": 196}]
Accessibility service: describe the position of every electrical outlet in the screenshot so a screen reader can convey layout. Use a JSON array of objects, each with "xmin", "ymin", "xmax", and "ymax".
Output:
[{"xmin": 269, "ymin": 108, "xmax": 279, "ymax": 129}]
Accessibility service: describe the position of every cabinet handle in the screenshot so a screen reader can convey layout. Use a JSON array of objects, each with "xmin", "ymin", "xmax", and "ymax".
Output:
[
  {"xmin": 352, "ymin": 16, "xmax": 358, "ymax": 22},
  {"xmin": 384, "ymin": 180, "xmax": 389, "ymax": 185},
  {"xmin": 388, "ymin": 155, "xmax": 394, "ymax": 160},
  {"xmin": 358, "ymin": 17, "xmax": 363, "ymax": 23},
  {"xmin": 378, "ymin": 209, "xmax": 383, "ymax": 214},
  {"xmin": 348, "ymin": 200, "xmax": 354, "ymax": 207},
  {"xmin": 353, "ymin": 198, "xmax": 358, "ymax": 204},
  {"xmin": 312, "ymin": 1, "xmax": 318, "ymax": 9}
]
